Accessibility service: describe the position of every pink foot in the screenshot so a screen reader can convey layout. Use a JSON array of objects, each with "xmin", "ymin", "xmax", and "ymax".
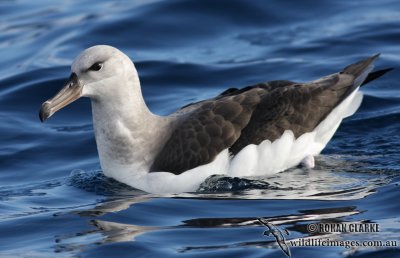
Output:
[{"xmin": 301, "ymin": 155, "xmax": 315, "ymax": 168}]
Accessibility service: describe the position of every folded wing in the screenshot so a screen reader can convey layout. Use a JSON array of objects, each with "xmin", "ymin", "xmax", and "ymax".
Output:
[{"xmin": 150, "ymin": 54, "xmax": 382, "ymax": 174}]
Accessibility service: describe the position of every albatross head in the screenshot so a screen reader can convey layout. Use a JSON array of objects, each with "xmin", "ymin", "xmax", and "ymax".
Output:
[{"xmin": 39, "ymin": 45, "xmax": 138, "ymax": 122}]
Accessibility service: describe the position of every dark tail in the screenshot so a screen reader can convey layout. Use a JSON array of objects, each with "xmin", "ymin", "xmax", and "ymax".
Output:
[{"xmin": 361, "ymin": 68, "xmax": 393, "ymax": 86}]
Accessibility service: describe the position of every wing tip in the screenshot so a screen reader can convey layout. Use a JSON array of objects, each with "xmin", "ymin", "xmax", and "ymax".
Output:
[
  {"xmin": 341, "ymin": 53, "xmax": 382, "ymax": 79},
  {"xmin": 371, "ymin": 53, "xmax": 381, "ymax": 60}
]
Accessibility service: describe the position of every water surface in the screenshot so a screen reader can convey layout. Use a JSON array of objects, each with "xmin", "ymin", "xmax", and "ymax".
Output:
[{"xmin": 0, "ymin": 1, "xmax": 399, "ymax": 257}]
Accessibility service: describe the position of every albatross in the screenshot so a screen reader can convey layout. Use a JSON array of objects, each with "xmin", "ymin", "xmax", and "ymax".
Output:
[{"xmin": 39, "ymin": 45, "xmax": 391, "ymax": 194}]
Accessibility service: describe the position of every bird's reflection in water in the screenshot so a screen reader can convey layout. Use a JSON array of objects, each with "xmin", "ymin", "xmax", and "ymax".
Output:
[
  {"xmin": 54, "ymin": 196, "xmax": 363, "ymax": 253},
  {"xmin": 55, "ymin": 159, "xmax": 395, "ymax": 255}
]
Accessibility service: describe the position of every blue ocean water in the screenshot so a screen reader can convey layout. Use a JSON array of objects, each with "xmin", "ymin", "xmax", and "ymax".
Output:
[{"xmin": 0, "ymin": 0, "xmax": 399, "ymax": 257}]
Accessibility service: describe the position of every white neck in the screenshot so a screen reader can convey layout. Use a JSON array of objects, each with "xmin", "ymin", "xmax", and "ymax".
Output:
[{"xmin": 90, "ymin": 77, "xmax": 173, "ymax": 181}]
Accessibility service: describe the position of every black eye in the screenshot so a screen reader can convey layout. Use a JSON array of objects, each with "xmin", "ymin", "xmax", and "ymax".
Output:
[{"xmin": 88, "ymin": 62, "xmax": 103, "ymax": 71}]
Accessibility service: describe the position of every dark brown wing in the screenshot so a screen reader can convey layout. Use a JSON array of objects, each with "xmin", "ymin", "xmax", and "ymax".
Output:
[
  {"xmin": 150, "ymin": 88, "xmax": 266, "ymax": 174},
  {"xmin": 151, "ymin": 54, "xmax": 382, "ymax": 174},
  {"xmin": 231, "ymin": 54, "xmax": 380, "ymax": 153},
  {"xmin": 178, "ymin": 80, "xmax": 296, "ymax": 111},
  {"xmin": 230, "ymin": 76, "xmax": 344, "ymax": 153}
]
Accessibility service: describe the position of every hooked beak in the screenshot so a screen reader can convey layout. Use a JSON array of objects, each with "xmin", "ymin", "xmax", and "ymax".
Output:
[{"xmin": 39, "ymin": 73, "xmax": 82, "ymax": 122}]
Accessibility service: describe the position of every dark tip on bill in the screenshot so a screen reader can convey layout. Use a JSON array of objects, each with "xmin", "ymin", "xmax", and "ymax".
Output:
[{"xmin": 39, "ymin": 102, "xmax": 50, "ymax": 122}]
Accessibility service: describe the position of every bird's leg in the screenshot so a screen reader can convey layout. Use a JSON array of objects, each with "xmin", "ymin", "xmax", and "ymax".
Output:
[{"xmin": 301, "ymin": 155, "xmax": 315, "ymax": 169}]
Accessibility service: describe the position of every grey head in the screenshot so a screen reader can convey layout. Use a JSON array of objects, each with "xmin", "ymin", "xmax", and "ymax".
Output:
[{"xmin": 39, "ymin": 45, "xmax": 138, "ymax": 122}]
